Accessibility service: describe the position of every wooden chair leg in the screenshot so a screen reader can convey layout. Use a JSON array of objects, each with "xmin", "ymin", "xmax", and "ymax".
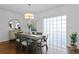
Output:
[
  {"xmin": 26, "ymin": 41, "xmax": 28, "ymax": 54},
  {"xmin": 16, "ymin": 42, "xmax": 20, "ymax": 49},
  {"xmin": 25, "ymin": 47, "xmax": 28, "ymax": 54},
  {"xmin": 40, "ymin": 46, "xmax": 42, "ymax": 54},
  {"xmin": 45, "ymin": 45, "xmax": 48, "ymax": 54},
  {"xmin": 20, "ymin": 44, "xmax": 23, "ymax": 51}
]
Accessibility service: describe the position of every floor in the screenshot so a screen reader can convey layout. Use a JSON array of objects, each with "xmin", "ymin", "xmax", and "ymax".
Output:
[
  {"xmin": 0, "ymin": 40, "xmax": 79, "ymax": 54},
  {"xmin": 0, "ymin": 40, "xmax": 25, "ymax": 54}
]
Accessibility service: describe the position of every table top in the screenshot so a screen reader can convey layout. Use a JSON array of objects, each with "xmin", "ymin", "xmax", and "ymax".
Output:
[{"xmin": 20, "ymin": 32, "xmax": 43, "ymax": 41}]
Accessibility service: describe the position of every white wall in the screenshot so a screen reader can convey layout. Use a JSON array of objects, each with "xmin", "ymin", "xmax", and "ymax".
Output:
[
  {"xmin": 0, "ymin": 9, "xmax": 28, "ymax": 42},
  {"xmin": 36, "ymin": 5, "xmax": 79, "ymax": 48},
  {"xmin": 64, "ymin": 5, "xmax": 79, "ymax": 48},
  {"xmin": 37, "ymin": 5, "xmax": 64, "ymax": 32}
]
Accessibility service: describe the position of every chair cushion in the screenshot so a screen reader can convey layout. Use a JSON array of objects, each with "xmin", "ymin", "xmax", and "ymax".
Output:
[
  {"xmin": 37, "ymin": 42, "xmax": 47, "ymax": 46},
  {"xmin": 36, "ymin": 39, "xmax": 41, "ymax": 43},
  {"xmin": 21, "ymin": 41, "xmax": 31, "ymax": 46},
  {"xmin": 21, "ymin": 41, "xmax": 27, "ymax": 46},
  {"xmin": 28, "ymin": 39, "xmax": 34, "ymax": 43},
  {"xmin": 16, "ymin": 39, "xmax": 20, "ymax": 42}
]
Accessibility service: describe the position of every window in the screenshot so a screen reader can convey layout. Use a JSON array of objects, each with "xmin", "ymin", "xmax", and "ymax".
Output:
[{"xmin": 43, "ymin": 15, "xmax": 66, "ymax": 50}]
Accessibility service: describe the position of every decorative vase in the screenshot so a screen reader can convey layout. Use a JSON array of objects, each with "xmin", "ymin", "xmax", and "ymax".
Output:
[{"xmin": 28, "ymin": 28, "xmax": 32, "ymax": 34}]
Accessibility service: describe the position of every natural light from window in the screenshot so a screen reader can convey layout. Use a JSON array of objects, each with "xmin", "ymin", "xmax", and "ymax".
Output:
[{"xmin": 43, "ymin": 15, "xmax": 66, "ymax": 52}]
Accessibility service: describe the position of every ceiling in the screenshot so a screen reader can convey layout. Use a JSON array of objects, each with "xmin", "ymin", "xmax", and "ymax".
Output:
[{"xmin": 0, "ymin": 4, "xmax": 60, "ymax": 15}]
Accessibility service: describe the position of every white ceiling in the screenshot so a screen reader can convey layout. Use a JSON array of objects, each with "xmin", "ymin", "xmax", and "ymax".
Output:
[{"xmin": 0, "ymin": 4, "xmax": 60, "ymax": 15}]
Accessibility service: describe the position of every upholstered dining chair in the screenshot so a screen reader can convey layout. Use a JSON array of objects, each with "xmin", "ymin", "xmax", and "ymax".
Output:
[
  {"xmin": 15, "ymin": 33, "xmax": 22, "ymax": 50},
  {"xmin": 36, "ymin": 32, "xmax": 42, "ymax": 35},
  {"xmin": 34, "ymin": 33, "xmax": 48, "ymax": 54},
  {"xmin": 21, "ymin": 34, "xmax": 35, "ymax": 53},
  {"xmin": 32, "ymin": 32, "xmax": 42, "ymax": 35},
  {"xmin": 15, "ymin": 33, "xmax": 33, "ymax": 53}
]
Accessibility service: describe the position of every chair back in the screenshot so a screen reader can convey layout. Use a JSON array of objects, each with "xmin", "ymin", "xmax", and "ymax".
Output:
[
  {"xmin": 32, "ymin": 31, "xmax": 36, "ymax": 35},
  {"xmin": 42, "ymin": 33, "xmax": 48, "ymax": 42},
  {"xmin": 15, "ymin": 33, "xmax": 20, "ymax": 39},
  {"xmin": 36, "ymin": 32, "xmax": 42, "ymax": 35}
]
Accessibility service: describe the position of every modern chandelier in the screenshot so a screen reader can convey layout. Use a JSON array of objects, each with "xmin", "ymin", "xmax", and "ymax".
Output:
[{"xmin": 24, "ymin": 4, "xmax": 34, "ymax": 20}]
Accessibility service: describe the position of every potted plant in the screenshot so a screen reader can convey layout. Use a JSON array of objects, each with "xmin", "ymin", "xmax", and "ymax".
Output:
[
  {"xmin": 70, "ymin": 32, "xmax": 78, "ymax": 51},
  {"xmin": 27, "ymin": 24, "xmax": 32, "ymax": 34}
]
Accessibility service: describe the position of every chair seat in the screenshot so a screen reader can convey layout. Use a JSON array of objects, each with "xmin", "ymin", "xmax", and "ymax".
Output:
[
  {"xmin": 37, "ymin": 42, "xmax": 47, "ymax": 47},
  {"xmin": 21, "ymin": 41, "xmax": 32, "ymax": 46},
  {"xmin": 16, "ymin": 39, "xmax": 20, "ymax": 42},
  {"xmin": 21, "ymin": 41, "xmax": 28, "ymax": 46},
  {"xmin": 28, "ymin": 39, "xmax": 34, "ymax": 43}
]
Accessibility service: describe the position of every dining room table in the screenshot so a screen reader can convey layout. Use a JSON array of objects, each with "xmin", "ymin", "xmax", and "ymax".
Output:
[{"xmin": 21, "ymin": 32, "xmax": 43, "ymax": 40}]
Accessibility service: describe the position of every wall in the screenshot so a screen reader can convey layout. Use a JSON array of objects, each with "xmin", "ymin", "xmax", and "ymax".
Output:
[
  {"xmin": 0, "ymin": 9, "xmax": 28, "ymax": 42},
  {"xmin": 36, "ymin": 4, "xmax": 79, "ymax": 48},
  {"xmin": 64, "ymin": 5, "xmax": 79, "ymax": 48},
  {"xmin": 36, "ymin": 5, "xmax": 64, "ymax": 32}
]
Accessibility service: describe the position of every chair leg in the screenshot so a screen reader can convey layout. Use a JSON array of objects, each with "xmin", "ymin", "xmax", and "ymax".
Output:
[
  {"xmin": 26, "ymin": 41, "xmax": 29, "ymax": 54},
  {"xmin": 45, "ymin": 45, "xmax": 48, "ymax": 54},
  {"xmin": 25, "ymin": 47, "xmax": 28, "ymax": 54},
  {"xmin": 16, "ymin": 42, "xmax": 20, "ymax": 49},
  {"xmin": 20, "ymin": 44, "xmax": 23, "ymax": 51},
  {"xmin": 39, "ymin": 46, "xmax": 42, "ymax": 54}
]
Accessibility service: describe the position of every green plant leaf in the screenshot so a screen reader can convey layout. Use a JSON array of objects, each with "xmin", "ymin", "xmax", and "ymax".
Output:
[{"xmin": 70, "ymin": 32, "xmax": 78, "ymax": 45}]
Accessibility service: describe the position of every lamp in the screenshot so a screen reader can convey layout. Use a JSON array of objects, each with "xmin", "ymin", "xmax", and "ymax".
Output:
[
  {"xmin": 24, "ymin": 12, "xmax": 34, "ymax": 19},
  {"xmin": 24, "ymin": 4, "xmax": 34, "ymax": 20}
]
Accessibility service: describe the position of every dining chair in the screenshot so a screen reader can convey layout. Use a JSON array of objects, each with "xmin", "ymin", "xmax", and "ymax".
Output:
[
  {"xmin": 15, "ymin": 33, "xmax": 33, "ymax": 53},
  {"xmin": 36, "ymin": 32, "xmax": 42, "ymax": 35},
  {"xmin": 15, "ymin": 33, "xmax": 22, "ymax": 50},
  {"xmin": 32, "ymin": 31, "xmax": 36, "ymax": 35},
  {"xmin": 32, "ymin": 32, "xmax": 42, "ymax": 35},
  {"xmin": 21, "ymin": 35, "xmax": 34, "ymax": 53},
  {"xmin": 34, "ymin": 34, "xmax": 48, "ymax": 54}
]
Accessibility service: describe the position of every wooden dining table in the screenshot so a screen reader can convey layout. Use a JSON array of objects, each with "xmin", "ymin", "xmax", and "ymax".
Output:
[{"xmin": 20, "ymin": 32, "xmax": 43, "ymax": 41}]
